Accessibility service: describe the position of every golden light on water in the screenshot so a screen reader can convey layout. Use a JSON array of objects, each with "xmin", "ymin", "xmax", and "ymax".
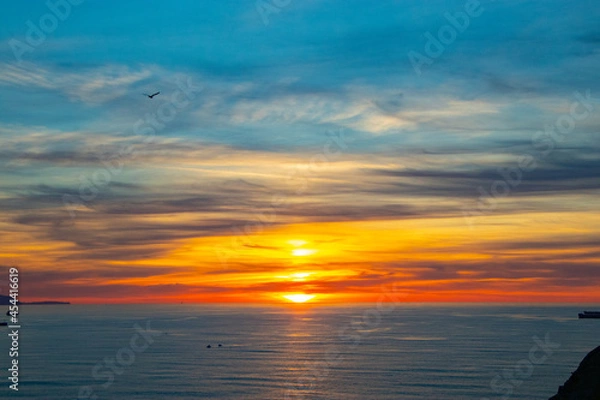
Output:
[{"xmin": 283, "ymin": 294, "xmax": 315, "ymax": 303}]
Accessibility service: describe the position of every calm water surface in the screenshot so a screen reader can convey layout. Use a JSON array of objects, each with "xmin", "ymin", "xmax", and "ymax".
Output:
[{"xmin": 1, "ymin": 304, "xmax": 598, "ymax": 399}]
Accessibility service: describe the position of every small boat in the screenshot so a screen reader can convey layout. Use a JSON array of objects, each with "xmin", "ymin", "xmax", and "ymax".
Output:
[
  {"xmin": 0, "ymin": 322, "xmax": 7, "ymax": 326},
  {"xmin": 578, "ymin": 311, "xmax": 600, "ymax": 319}
]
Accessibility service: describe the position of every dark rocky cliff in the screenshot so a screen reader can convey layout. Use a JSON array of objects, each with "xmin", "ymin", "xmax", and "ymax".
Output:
[{"xmin": 549, "ymin": 346, "xmax": 600, "ymax": 400}]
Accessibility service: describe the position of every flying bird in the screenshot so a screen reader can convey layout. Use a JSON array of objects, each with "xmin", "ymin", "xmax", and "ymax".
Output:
[{"xmin": 143, "ymin": 91, "xmax": 160, "ymax": 99}]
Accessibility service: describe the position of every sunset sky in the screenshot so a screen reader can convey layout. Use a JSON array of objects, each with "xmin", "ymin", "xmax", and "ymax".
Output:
[{"xmin": 0, "ymin": 0, "xmax": 599, "ymax": 303}]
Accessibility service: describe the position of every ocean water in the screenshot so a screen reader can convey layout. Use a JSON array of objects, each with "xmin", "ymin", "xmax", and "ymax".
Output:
[{"xmin": 1, "ymin": 304, "xmax": 598, "ymax": 399}]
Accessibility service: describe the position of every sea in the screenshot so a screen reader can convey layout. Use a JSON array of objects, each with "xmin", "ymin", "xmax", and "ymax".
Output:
[{"xmin": 1, "ymin": 304, "xmax": 598, "ymax": 399}]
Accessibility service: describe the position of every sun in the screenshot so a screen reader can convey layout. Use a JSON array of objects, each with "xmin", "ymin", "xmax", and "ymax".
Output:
[
  {"xmin": 288, "ymin": 240, "xmax": 307, "ymax": 247},
  {"xmin": 283, "ymin": 294, "xmax": 315, "ymax": 303},
  {"xmin": 288, "ymin": 239, "xmax": 317, "ymax": 257},
  {"xmin": 292, "ymin": 248, "xmax": 317, "ymax": 257}
]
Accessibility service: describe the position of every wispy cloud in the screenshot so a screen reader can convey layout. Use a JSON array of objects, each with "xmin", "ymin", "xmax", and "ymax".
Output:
[{"xmin": 0, "ymin": 62, "xmax": 153, "ymax": 104}]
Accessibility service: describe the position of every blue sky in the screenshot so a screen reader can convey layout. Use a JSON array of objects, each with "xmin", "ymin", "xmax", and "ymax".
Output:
[
  {"xmin": 1, "ymin": 0, "xmax": 598, "ymax": 145},
  {"xmin": 0, "ymin": 0, "xmax": 599, "ymax": 302}
]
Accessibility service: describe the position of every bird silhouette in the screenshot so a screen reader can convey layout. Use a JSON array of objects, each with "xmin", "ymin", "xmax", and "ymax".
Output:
[{"xmin": 143, "ymin": 91, "xmax": 160, "ymax": 99}]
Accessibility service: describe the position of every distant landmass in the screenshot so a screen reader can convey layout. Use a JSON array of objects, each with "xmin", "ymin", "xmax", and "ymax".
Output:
[{"xmin": 0, "ymin": 294, "xmax": 70, "ymax": 305}]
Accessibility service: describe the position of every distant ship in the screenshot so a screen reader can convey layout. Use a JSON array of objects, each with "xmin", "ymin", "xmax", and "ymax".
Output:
[{"xmin": 578, "ymin": 311, "xmax": 600, "ymax": 319}]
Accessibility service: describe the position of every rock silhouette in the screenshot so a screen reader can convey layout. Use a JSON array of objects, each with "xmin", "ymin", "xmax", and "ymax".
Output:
[{"xmin": 549, "ymin": 346, "xmax": 600, "ymax": 399}]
